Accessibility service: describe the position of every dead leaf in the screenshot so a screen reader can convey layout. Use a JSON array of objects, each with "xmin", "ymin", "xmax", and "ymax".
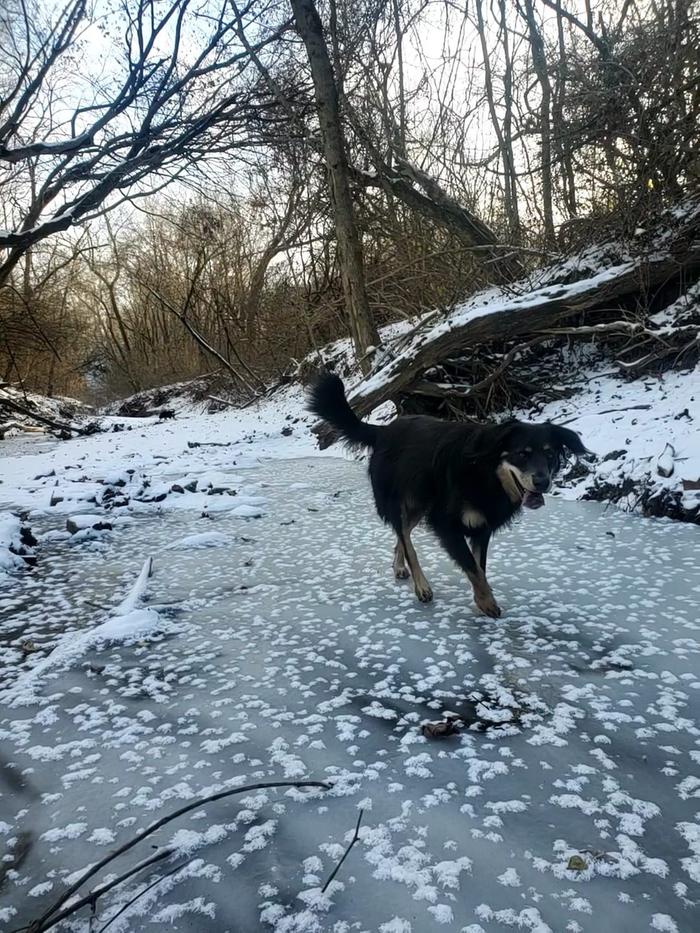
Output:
[{"xmin": 567, "ymin": 855, "xmax": 588, "ymax": 871}]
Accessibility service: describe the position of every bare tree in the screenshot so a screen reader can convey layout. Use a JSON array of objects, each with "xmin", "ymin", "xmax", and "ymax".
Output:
[
  {"xmin": 474, "ymin": 0, "xmax": 520, "ymax": 241},
  {"xmin": 0, "ymin": 0, "xmax": 289, "ymax": 287},
  {"xmin": 288, "ymin": 0, "xmax": 379, "ymax": 371},
  {"xmin": 519, "ymin": 0, "xmax": 555, "ymax": 246}
]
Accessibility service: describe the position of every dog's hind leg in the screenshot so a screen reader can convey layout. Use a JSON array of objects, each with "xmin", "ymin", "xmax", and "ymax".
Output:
[
  {"xmin": 393, "ymin": 537, "xmax": 409, "ymax": 579},
  {"xmin": 430, "ymin": 517, "xmax": 500, "ymax": 618},
  {"xmin": 399, "ymin": 522, "xmax": 433, "ymax": 603}
]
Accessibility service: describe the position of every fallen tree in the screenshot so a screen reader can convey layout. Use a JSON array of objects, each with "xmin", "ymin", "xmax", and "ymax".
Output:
[
  {"xmin": 0, "ymin": 383, "xmax": 102, "ymax": 439},
  {"xmin": 315, "ymin": 201, "xmax": 700, "ymax": 446}
]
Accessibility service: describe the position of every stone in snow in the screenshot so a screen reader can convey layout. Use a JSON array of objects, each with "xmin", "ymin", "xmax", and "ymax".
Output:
[{"xmin": 66, "ymin": 515, "xmax": 113, "ymax": 534}]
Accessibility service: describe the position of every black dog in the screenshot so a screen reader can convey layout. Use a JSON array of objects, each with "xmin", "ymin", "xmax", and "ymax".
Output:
[{"xmin": 309, "ymin": 373, "xmax": 587, "ymax": 617}]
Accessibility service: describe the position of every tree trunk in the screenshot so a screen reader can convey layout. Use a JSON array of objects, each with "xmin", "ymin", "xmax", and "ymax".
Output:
[
  {"xmin": 475, "ymin": 0, "xmax": 520, "ymax": 240},
  {"xmin": 289, "ymin": 0, "xmax": 379, "ymax": 372},
  {"xmin": 522, "ymin": 0, "xmax": 556, "ymax": 248},
  {"xmin": 552, "ymin": 2, "xmax": 577, "ymax": 217}
]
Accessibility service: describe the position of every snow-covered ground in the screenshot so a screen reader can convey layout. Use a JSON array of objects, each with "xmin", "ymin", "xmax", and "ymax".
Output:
[
  {"xmin": 514, "ymin": 365, "xmax": 700, "ymax": 521},
  {"xmin": 1, "ymin": 383, "xmax": 700, "ymax": 932}
]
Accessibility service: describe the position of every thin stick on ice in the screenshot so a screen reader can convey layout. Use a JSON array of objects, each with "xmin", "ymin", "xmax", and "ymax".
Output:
[
  {"xmin": 28, "ymin": 779, "xmax": 331, "ymax": 933},
  {"xmin": 321, "ymin": 809, "xmax": 364, "ymax": 894},
  {"xmin": 96, "ymin": 858, "xmax": 194, "ymax": 933}
]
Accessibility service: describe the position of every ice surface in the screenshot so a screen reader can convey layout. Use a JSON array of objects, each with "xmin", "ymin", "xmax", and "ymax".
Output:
[{"xmin": 1, "ymin": 456, "xmax": 699, "ymax": 931}]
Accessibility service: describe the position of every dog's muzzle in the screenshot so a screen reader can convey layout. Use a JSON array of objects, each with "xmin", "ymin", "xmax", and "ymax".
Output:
[{"xmin": 512, "ymin": 471, "xmax": 547, "ymax": 509}]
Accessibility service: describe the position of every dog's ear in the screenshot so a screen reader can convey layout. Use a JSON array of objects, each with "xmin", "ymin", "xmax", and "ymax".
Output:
[{"xmin": 550, "ymin": 424, "xmax": 588, "ymax": 456}]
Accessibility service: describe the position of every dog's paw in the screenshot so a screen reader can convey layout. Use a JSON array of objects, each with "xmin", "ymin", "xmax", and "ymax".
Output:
[
  {"xmin": 476, "ymin": 594, "xmax": 501, "ymax": 618},
  {"xmin": 394, "ymin": 568, "xmax": 410, "ymax": 580},
  {"xmin": 415, "ymin": 583, "xmax": 433, "ymax": 603}
]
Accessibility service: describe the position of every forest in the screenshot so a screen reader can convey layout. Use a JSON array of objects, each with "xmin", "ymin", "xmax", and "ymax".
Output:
[{"xmin": 1, "ymin": 0, "xmax": 697, "ymax": 407}]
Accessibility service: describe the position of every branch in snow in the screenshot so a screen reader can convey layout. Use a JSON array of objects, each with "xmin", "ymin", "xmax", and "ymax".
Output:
[
  {"xmin": 25, "ymin": 848, "xmax": 177, "ymax": 933},
  {"xmin": 28, "ymin": 780, "xmax": 331, "ymax": 932},
  {"xmin": 96, "ymin": 858, "xmax": 193, "ymax": 933},
  {"xmin": 560, "ymin": 404, "xmax": 652, "ymax": 425},
  {"xmin": 321, "ymin": 808, "xmax": 364, "ymax": 893}
]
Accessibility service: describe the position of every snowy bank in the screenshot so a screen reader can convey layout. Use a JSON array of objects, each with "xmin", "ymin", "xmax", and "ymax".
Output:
[{"xmin": 516, "ymin": 367, "xmax": 700, "ymax": 521}]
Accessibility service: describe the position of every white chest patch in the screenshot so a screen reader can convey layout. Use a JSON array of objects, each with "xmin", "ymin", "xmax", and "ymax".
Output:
[{"xmin": 462, "ymin": 506, "xmax": 486, "ymax": 529}]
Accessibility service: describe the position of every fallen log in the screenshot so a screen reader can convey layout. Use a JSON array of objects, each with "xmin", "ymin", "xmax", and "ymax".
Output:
[
  {"xmin": 0, "ymin": 394, "xmax": 81, "ymax": 437},
  {"xmin": 0, "ymin": 420, "xmax": 45, "ymax": 438},
  {"xmin": 315, "ymin": 207, "xmax": 700, "ymax": 446}
]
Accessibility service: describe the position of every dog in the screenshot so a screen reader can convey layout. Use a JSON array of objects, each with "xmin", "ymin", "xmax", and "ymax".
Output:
[{"xmin": 308, "ymin": 373, "xmax": 587, "ymax": 618}]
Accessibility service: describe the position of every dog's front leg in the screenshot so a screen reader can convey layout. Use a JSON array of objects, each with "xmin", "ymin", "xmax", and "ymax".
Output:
[
  {"xmin": 430, "ymin": 518, "xmax": 501, "ymax": 618},
  {"xmin": 470, "ymin": 529, "xmax": 491, "ymax": 573}
]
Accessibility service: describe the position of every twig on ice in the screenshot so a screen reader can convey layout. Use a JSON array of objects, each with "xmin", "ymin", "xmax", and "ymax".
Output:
[
  {"xmin": 96, "ymin": 858, "xmax": 193, "ymax": 933},
  {"xmin": 321, "ymin": 809, "xmax": 364, "ymax": 893},
  {"xmin": 25, "ymin": 849, "xmax": 175, "ymax": 933},
  {"xmin": 27, "ymin": 780, "xmax": 330, "ymax": 932}
]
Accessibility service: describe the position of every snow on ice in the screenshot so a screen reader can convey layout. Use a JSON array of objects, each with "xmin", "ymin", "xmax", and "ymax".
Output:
[{"xmin": 0, "ymin": 340, "xmax": 699, "ymax": 929}]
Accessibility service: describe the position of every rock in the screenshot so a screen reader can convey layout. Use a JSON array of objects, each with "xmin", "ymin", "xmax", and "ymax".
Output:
[
  {"xmin": 135, "ymin": 481, "xmax": 171, "ymax": 503},
  {"xmin": 138, "ymin": 492, "xmax": 167, "ymax": 503},
  {"xmin": 5, "ymin": 516, "xmax": 38, "ymax": 567},
  {"xmin": 602, "ymin": 448, "xmax": 627, "ymax": 462},
  {"xmin": 101, "ymin": 487, "xmax": 130, "ymax": 508},
  {"xmin": 19, "ymin": 526, "xmax": 38, "ymax": 548},
  {"xmin": 66, "ymin": 515, "xmax": 113, "ymax": 534}
]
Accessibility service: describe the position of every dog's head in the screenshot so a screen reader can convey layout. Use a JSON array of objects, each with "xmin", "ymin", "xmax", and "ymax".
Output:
[{"xmin": 491, "ymin": 421, "xmax": 588, "ymax": 508}]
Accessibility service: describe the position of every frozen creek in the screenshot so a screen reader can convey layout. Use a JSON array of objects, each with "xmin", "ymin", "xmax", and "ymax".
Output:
[{"xmin": 1, "ymin": 456, "xmax": 699, "ymax": 932}]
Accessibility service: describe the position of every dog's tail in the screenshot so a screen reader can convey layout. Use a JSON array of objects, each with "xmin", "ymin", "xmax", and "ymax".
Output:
[{"xmin": 307, "ymin": 373, "xmax": 378, "ymax": 448}]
